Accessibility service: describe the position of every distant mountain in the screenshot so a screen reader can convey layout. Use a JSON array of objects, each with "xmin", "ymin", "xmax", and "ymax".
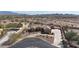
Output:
[
  {"xmin": 0, "ymin": 11, "xmax": 18, "ymax": 15},
  {"xmin": 0, "ymin": 11, "xmax": 78, "ymax": 16},
  {"xmin": 15, "ymin": 11, "xmax": 79, "ymax": 15}
]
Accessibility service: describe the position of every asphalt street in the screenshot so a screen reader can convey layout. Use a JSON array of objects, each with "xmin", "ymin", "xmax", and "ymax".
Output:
[{"xmin": 10, "ymin": 38, "xmax": 57, "ymax": 48}]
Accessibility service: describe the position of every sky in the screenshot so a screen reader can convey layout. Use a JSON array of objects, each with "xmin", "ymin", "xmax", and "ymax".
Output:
[
  {"xmin": 0, "ymin": 0, "xmax": 79, "ymax": 11},
  {"xmin": 0, "ymin": 0, "xmax": 79, "ymax": 15},
  {"xmin": 14, "ymin": 11, "xmax": 79, "ymax": 15}
]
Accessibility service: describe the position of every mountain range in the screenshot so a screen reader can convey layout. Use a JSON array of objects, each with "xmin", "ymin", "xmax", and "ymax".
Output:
[
  {"xmin": 0, "ymin": 11, "xmax": 17, "ymax": 15},
  {"xmin": 0, "ymin": 11, "xmax": 78, "ymax": 16}
]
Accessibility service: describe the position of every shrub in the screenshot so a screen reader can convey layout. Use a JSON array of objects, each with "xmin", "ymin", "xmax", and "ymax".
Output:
[
  {"xmin": 5, "ymin": 23, "xmax": 22, "ymax": 28},
  {"xmin": 65, "ymin": 31, "xmax": 78, "ymax": 41}
]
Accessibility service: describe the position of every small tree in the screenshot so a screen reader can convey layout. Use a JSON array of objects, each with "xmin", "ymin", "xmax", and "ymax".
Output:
[
  {"xmin": 65, "ymin": 31, "xmax": 78, "ymax": 41},
  {"xmin": 17, "ymin": 22, "xmax": 22, "ymax": 28},
  {"xmin": 77, "ymin": 40, "xmax": 79, "ymax": 45},
  {"xmin": 71, "ymin": 36, "xmax": 79, "ymax": 41}
]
